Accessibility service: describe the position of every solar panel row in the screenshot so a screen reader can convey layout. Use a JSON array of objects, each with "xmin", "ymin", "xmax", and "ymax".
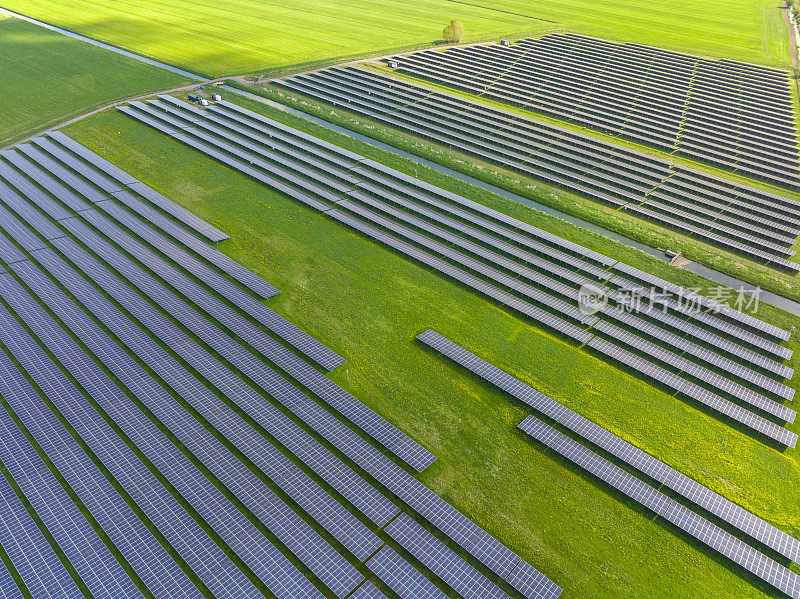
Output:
[
  {"xmin": 45, "ymin": 232, "xmax": 399, "ymax": 529},
  {"xmin": 1, "ymin": 143, "xmax": 354, "ymax": 378},
  {"xmin": 0, "ymin": 292, "xmax": 203, "ymax": 599},
  {"xmin": 9, "ymin": 257, "xmax": 350, "ymax": 598},
  {"xmin": 0, "ymin": 273, "xmax": 279, "ymax": 599},
  {"xmin": 518, "ymin": 415, "xmax": 800, "ymax": 599},
  {"xmin": 0, "ymin": 131, "xmax": 562, "ymax": 598},
  {"xmin": 0, "ymin": 139, "xmax": 442, "ymax": 465},
  {"xmin": 388, "ymin": 34, "xmax": 800, "ymax": 187},
  {"xmin": 115, "ymin": 97, "xmax": 795, "ymax": 446},
  {"xmin": 22, "ymin": 244, "xmax": 387, "ymax": 568},
  {"xmin": 0, "ymin": 464, "xmax": 83, "ymax": 599},
  {"xmin": 384, "ymin": 513, "xmax": 509, "ymax": 599},
  {"xmin": 274, "ymin": 67, "xmax": 800, "ymax": 270},
  {"xmin": 416, "ymin": 329, "xmax": 800, "ymax": 563},
  {"xmin": 46, "ymin": 131, "xmax": 230, "ymax": 243},
  {"xmin": 0, "ymin": 402, "xmax": 143, "ymax": 599}
]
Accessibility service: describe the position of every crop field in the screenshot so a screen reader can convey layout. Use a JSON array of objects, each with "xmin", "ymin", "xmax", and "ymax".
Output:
[
  {"xmin": 0, "ymin": 0, "xmax": 790, "ymax": 76},
  {"xmin": 62, "ymin": 98, "xmax": 800, "ymax": 599},
  {"xmin": 0, "ymin": 17, "xmax": 188, "ymax": 147},
  {"xmin": 0, "ymin": 0, "xmax": 548, "ymax": 77}
]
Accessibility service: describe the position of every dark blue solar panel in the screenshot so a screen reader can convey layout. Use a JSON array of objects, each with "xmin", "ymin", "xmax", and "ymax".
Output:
[
  {"xmin": 0, "ymin": 465, "xmax": 82, "ymax": 598},
  {"xmin": 0, "ymin": 272, "xmax": 252, "ymax": 599},
  {"xmin": 0, "ymin": 294, "xmax": 200, "ymax": 599},
  {"xmin": 56, "ymin": 206, "xmax": 422, "ymax": 472},
  {"xmin": 367, "ymin": 546, "xmax": 447, "ymax": 599},
  {"xmin": 42, "ymin": 231, "xmax": 389, "ymax": 562},
  {"xmin": 0, "ymin": 231, "xmax": 26, "ymax": 264},
  {"xmin": 0, "ymin": 179, "xmax": 65, "ymax": 241},
  {"xmin": 0, "ymin": 404, "xmax": 142, "ymax": 598},
  {"xmin": 76, "ymin": 204, "xmax": 340, "ymax": 371},
  {"xmin": 0, "ymin": 150, "xmax": 91, "ymax": 212},
  {"xmin": 0, "ymin": 546, "xmax": 23, "ymax": 599},
  {"xmin": 15, "ymin": 144, "xmax": 109, "ymax": 203},
  {"xmin": 30, "ymin": 137, "xmax": 125, "ymax": 194},
  {"xmin": 17, "ymin": 252, "xmax": 352, "ymax": 599},
  {"xmin": 385, "ymin": 513, "xmax": 507, "ymax": 598},
  {"xmin": 519, "ymin": 415, "xmax": 800, "ymax": 599}
]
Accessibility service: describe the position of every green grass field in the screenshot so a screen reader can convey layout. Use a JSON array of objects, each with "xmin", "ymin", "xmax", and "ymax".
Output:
[
  {"xmin": 0, "ymin": 0, "xmax": 547, "ymax": 77},
  {"xmin": 0, "ymin": 18, "xmax": 188, "ymax": 147},
  {"xmin": 62, "ymin": 98, "xmax": 800, "ymax": 598},
  {"xmin": 0, "ymin": 0, "xmax": 790, "ymax": 77}
]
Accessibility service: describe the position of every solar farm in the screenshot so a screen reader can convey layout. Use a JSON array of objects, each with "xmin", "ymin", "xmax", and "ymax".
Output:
[{"xmin": 1, "ymin": 1, "xmax": 800, "ymax": 599}]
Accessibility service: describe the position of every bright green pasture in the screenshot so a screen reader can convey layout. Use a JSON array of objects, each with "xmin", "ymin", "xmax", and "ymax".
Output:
[
  {"xmin": 0, "ymin": 0, "xmax": 546, "ymax": 77},
  {"xmin": 0, "ymin": 18, "xmax": 188, "ymax": 147},
  {"xmin": 63, "ymin": 102, "xmax": 800, "ymax": 598}
]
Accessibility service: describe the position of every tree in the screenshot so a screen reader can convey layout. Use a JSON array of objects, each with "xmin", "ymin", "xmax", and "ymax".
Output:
[{"xmin": 442, "ymin": 20, "xmax": 465, "ymax": 43}]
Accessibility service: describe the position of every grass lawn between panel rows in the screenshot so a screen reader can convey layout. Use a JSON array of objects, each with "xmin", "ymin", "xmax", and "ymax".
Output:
[
  {"xmin": 0, "ymin": 0, "xmax": 791, "ymax": 77},
  {"xmin": 242, "ymin": 79, "xmax": 800, "ymax": 307},
  {"xmin": 0, "ymin": 18, "xmax": 189, "ymax": 147},
  {"xmin": 62, "ymin": 95, "xmax": 800, "ymax": 598}
]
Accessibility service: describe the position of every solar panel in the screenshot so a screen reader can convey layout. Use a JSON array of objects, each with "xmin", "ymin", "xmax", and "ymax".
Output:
[
  {"xmin": 384, "ymin": 513, "xmax": 508, "ymax": 598},
  {"xmin": 592, "ymin": 320, "xmax": 795, "ymax": 421},
  {"xmin": 21, "ymin": 248, "xmax": 370, "ymax": 594},
  {"xmin": 0, "ymin": 466, "xmax": 83, "ymax": 599},
  {"xmin": 415, "ymin": 329, "xmax": 800, "ymax": 563},
  {"xmin": 0, "ymin": 150, "xmax": 91, "ymax": 213},
  {"xmin": 0, "ymin": 284, "xmax": 201, "ymax": 599},
  {"xmin": 0, "ymin": 404, "xmax": 141, "ymax": 599},
  {"xmin": 366, "ymin": 546, "xmax": 448, "ymax": 599},
  {"xmin": 519, "ymin": 415, "xmax": 800, "ymax": 599},
  {"xmin": 276, "ymin": 67, "xmax": 800, "ymax": 261},
  {"xmin": 587, "ymin": 336, "xmax": 797, "ymax": 447},
  {"xmin": 0, "ymin": 269, "xmax": 275, "ymax": 599},
  {"xmin": 0, "ymin": 547, "xmax": 23, "ymax": 599}
]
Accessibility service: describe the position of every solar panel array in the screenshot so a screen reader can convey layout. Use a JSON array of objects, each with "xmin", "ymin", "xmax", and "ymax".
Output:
[
  {"xmin": 119, "ymin": 97, "xmax": 796, "ymax": 448},
  {"xmin": 385, "ymin": 34, "xmax": 800, "ymax": 189},
  {"xmin": 273, "ymin": 66, "xmax": 800, "ymax": 270},
  {"xmin": 0, "ymin": 133, "xmax": 564, "ymax": 598},
  {"xmin": 415, "ymin": 328, "xmax": 800, "ymax": 598},
  {"xmin": 519, "ymin": 416, "xmax": 800, "ymax": 599},
  {"xmin": 417, "ymin": 329, "xmax": 800, "ymax": 563}
]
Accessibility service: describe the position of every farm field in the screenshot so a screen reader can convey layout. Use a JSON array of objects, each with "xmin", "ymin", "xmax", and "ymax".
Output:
[
  {"xmin": 0, "ymin": 0, "xmax": 790, "ymax": 75},
  {"xmin": 0, "ymin": 17, "xmax": 189, "ymax": 147},
  {"xmin": 63, "ymin": 99, "xmax": 800, "ymax": 599},
  {"xmin": 0, "ymin": 0, "xmax": 547, "ymax": 77}
]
